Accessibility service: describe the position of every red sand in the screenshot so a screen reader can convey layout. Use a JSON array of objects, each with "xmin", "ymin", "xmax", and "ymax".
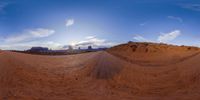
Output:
[{"xmin": 1, "ymin": 42, "xmax": 200, "ymax": 100}]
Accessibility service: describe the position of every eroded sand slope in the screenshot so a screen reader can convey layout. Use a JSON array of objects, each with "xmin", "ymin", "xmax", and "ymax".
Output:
[{"xmin": 1, "ymin": 43, "xmax": 200, "ymax": 100}]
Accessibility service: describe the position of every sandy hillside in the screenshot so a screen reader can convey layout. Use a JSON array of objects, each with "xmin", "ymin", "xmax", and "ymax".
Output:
[{"xmin": 1, "ymin": 42, "xmax": 200, "ymax": 100}]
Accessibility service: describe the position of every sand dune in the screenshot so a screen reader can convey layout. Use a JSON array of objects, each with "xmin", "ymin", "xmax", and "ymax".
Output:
[{"xmin": 1, "ymin": 43, "xmax": 200, "ymax": 100}]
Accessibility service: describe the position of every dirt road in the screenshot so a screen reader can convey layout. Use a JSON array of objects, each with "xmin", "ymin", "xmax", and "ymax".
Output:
[{"xmin": 1, "ymin": 50, "xmax": 200, "ymax": 100}]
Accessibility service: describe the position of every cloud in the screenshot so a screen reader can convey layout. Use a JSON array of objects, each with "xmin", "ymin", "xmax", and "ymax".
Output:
[
  {"xmin": 85, "ymin": 36, "xmax": 96, "ymax": 39},
  {"xmin": 0, "ymin": 41, "xmax": 62, "ymax": 50},
  {"xmin": 181, "ymin": 4, "xmax": 200, "ymax": 11},
  {"xmin": 0, "ymin": 2, "xmax": 9, "ymax": 13},
  {"xmin": 133, "ymin": 35, "xmax": 151, "ymax": 42},
  {"xmin": 66, "ymin": 19, "xmax": 74, "ymax": 27},
  {"xmin": 4, "ymin": 28, "xmax": 55, "ymax": 43},
  {"xmin": 139, "ymin": 22, "xmax": 147, "ymax": 26},
  {"xmin": 157, "ymin": 30, "xmax": 181, "ymax": 43},
  {"xmin": 5, "ymin": 34, "xmax": 30, "ymax": 43},
  {"xmin": 29, "ymin": 28, "xmax": 55, "ymax": 37},
  {"xmin": 65, "ymin": 36, "xmax": 115, "ymax": 48},
  {"xmin": 0, "ymin": 4, "xmax": 4, "ymax": 11},
  {"xmin": 133, "ymin": 30, "xmax": 181, "ymax": 43},
  {"xmin": 38, "ymin": 41, "xmax": 63, "ymax": 50},
  {"xmin": 168, "ymin": 16, "xmax": 183, "ymax": 22}
]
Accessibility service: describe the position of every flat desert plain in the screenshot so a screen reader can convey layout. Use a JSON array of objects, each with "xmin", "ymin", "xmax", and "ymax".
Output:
[{"xmin": 1, "ymin": 42, "xmax": 200, "ymax": 100}]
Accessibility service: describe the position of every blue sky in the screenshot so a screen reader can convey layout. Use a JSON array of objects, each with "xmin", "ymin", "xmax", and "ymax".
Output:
[{"xmin": 0, "ymin": 0, "xmax": 200, "ymax": 50}]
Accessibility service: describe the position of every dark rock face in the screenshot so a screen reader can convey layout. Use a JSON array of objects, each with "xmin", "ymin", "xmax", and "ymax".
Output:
[{"xmin": 29, "ymin": 47, "xmax": 49, "ymax": 52}]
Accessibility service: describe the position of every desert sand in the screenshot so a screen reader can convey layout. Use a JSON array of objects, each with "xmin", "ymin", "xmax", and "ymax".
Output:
[{"xmin": 1, "ymin": 42, "xmax": 200, "ymax": 100}]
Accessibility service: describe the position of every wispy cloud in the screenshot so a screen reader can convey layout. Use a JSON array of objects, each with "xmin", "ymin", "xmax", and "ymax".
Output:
[
  {"xmin": 133, "ymin": 35, "xmax": 152, "ymax": 42},
  {"xmin": 0, "ymin": 2, "xmax": 8, "ymax": 13},
  {"xmin": 167, "ymin": 16, "xmax": 183, "ymax": 22},
  {"xmin": 133, "ymin": 30, "xmax": 181, "ymax": 43},
  {"xmin": 65, "ymin": 36, "xmax": 115, "ymax": 48},
  {"xmin": 139, "ymin": 22, "xmax": 147, "ymax": 26},
  {"xmin": 66, "ymin": 19, "xmax": 74, "ymax": 27},
  {"xmin": 157, "ymin": 30, "xmax": 181, "ymax": 43},
  {"xmin": 0, "ymin": 41, "xmax": 62, "ymax": 50},
  {"xmin": 29, "ymin": 28, "xmax": 55, "ymax": 37},
  {"xmin": 181, "ymin": 4, "xmax": 200, "ymax": 11},
  {"xmin": 4, "ymin": 28, "xmax": 55, "ymax": 43}
]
